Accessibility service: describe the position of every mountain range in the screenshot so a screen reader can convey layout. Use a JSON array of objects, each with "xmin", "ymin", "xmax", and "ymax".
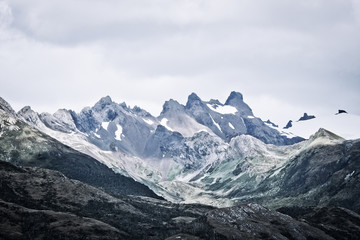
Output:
[{"xmin": 1, "ymin": 92, "xmax": 360, "ymax": 239}]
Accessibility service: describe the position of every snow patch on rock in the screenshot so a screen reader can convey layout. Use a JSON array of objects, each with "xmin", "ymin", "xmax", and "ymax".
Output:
[
  {"xmin": 209, "ymin": 114, "xmax": 221, "ymax": 132},
  {"xmin": 160, "ymin": 118, "xmax": 174, "ymax": 132},
  {"xmin": 143, "ymin": 118, "xmax": 154, "ymax": 125},
  {"xmin": 102, "ymin": 121, "xmax": 110, "ymax": 130},
  {"xmin": 207, "ymin": 104, "xmax": 237, "ymax": 115},
  {"xmin": 344, "ymin": 170, "xmax": 355, "ymax": 181},
  {"xmin": 115, "ymin": 124, "xmax": 123, "ymax": 141}
]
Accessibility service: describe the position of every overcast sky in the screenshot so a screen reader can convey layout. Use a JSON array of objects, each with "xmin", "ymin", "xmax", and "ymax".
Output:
[{"xmin": 1, "ymin": 0, "xmax": 359, "ymax": 126}]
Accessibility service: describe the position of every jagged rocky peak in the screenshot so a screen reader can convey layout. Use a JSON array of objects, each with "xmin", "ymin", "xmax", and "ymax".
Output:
[
  {"xmin": 18, "ymin": 105, "xmax": 34, "ymax": 115},
  {"xmin": 91, "ymin": 96, "xmax": 129, "ymax": 121},
  {"xmin": 310, "ymin": 128, "xmax": 344, "ymax": 141},
  {"xmin": 206, "ymin": 203, "xmax": 333, "ymax": 239},
  {"xmin": 264, "ymin": 119, "xmax": 278, "ymax": 128},
  {"xmin": 161, "ymin": 99, "xmax": 184, "ymax": 114},
  {"xmin": 298, "ymin": 113, "xmax": 316, "ymax": 121},
  {"xmin": 53, "ymin": 109, "xmax": 77, "ymax": 130},
  {"xmin": 188, "ymin": 92, "xmax": 201, "ymax": 101},
  {"xmin": 18, "ymin": 106, "xmax": 40, "ymax": 124},
  {"xmin": 54, "ymin": 108, "xmax": 72, "ymax": 119},
  {"xmin": 336, "ymin": 109, "xmax": 348, "ymax": 115},
  {"xmin": 185, "ymin": 92, "xmax": 202, "ymax": 108},
  {"xmin": 132, "ymin": 105, "xmax": 153, "ymax": 118},
  {"xmin": 0, "ymin": 97, "xmax": 16, "ymax": 115},
  {"xmin": 208, "ymin": 99, "xmax": 222, "ymax": 105},
  {"xmin": 224, "ymin": 91, "xmax": 253, "ymax": 116},
  {"xmin": 225, "ymin": 91, "xmax": 243, "ymax": 105},
  {"xmin": 93, "ymin": 95, "xmax": 114, "ymax": 111},
  {"xmin": 119, "ymin": 101, "xmax": 128, "ymax": 109},
  {"xmin": 284, "ymin": 120, "xmax": 293, "ymax": 129}
]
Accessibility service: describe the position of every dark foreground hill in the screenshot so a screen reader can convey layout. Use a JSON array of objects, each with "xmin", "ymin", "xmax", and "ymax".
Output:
[{"xmin": 1, "ymin": 160, "xmax": 360, "ymax": 239}]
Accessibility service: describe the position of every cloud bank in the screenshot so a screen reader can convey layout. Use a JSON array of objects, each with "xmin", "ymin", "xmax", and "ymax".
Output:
[{"xmin": 1, "ymin": 0, "xmax": 359, "ymax": 126}]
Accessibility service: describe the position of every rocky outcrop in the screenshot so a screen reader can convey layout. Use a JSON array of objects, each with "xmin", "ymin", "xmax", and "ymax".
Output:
[
  {"xmin": 298, "ymin": 113, "xmax": 315, "ymax": 121},
  {"xmin": 336, "ymin": 109, "xmax": 348, "ymax": 114},
  {"xmin": 278, "ymin": 206, "xmax": 360, "ymax": 240},
  {"xmin": 206, "ymin": 203, "xmax": 333, "ymax": 239},
  {"xmin": 0, "ymin": 97, "xmax": 16, "ymax": 115},
  {"xmin": 283, "ymin": 120, "xmax": 293, "ymax": 129}
]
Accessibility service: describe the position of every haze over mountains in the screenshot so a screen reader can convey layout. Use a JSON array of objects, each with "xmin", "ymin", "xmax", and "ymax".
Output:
[{"xmin": 1, "ymin": 92, "xmax": 360, "ymax": 239}]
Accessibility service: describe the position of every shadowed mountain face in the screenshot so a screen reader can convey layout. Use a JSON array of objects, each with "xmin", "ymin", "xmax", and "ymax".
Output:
[
  {"xmin": 0, "ymin": 199, "xmax": 128, "ymax": 240},
  {"xmin": 2, "ymin": 160, "xmax": 359, "ymax": 240},
  {"xmin": 278, "ymin": 206, "xmax": 360, "ymax": 240}
]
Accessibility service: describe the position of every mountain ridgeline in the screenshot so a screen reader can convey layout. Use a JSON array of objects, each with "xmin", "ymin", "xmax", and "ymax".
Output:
[
  {"xmin": 18, "ymin": 92, "xmax": 303, "ymax": 159},
  {"xmin": 7, "ymin": 92, "xmax": 360, "ymax": 210},
  {"xmin": 1, "ymin": 93, "xmax": 360, "ymax": 239}
]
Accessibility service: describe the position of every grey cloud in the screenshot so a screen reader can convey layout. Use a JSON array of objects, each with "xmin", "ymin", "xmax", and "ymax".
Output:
[{"xmin": 0, "ymin": 0, "xmax": 359, "ymax": 125}]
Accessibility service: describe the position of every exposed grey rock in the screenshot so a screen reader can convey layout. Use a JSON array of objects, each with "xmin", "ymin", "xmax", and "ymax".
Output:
[
  {"xmin": 336, "ymin": 109, "xmax": 348, "ymax": 114},
  {"xmin": 265, "ymin": 119, "xmax": 279, "ymax": 128},
  {"xmin": 224, "ymin": 91, "xmax": 253, "ymax": 116},
  {"xmin": 143, "ymin": 125, "xmax": 184, "ymax": 159},
  {"xmin": 161, "ymin": 99, "xmax": 185, "ymax": 114},
  {"xmin": 0, "ymin": 97, "xmax": 16, "ymax": 115},
  {"xmin": 0, "ymin": 199, "xmax": 128, "ymax": 240},
  {"xmin": 206, "ymin": 203, "xmax": 333, "ymax": 240},
  {"xmin": 18, "ymin": 106, "xmax": 42, "ymax": 126},
  {"xmin": 277, "ymin": 206, "xmax": 360, "ymax": 240},
  {"xmin": 165, "ymin": 234, "xmax": 203, "ymax": 240},
  {"xmin": 298, "ymin": 113, "xmax": 315, "ymax": 121},
  {"xmin": 283, "ymin": 120, "xmax": 293, "ymax": 129}
]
